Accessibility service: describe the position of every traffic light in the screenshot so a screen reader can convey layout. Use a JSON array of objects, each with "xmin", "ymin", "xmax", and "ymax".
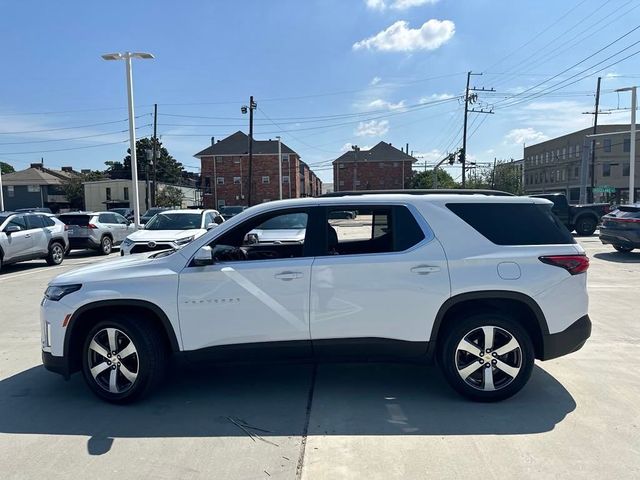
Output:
[
  {"xmin": 448, "ymin": 153, "xmax": 455, "ymax": 165},
  {"xmin": 458, "ymin": 148, "xmax": 465, "ymax": 163}
]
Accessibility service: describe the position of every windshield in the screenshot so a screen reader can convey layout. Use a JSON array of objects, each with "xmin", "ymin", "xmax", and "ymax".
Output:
[
  {"xmin": 145, "ymin": 213, "xmax": 202, "ymax": 230},
  {"xmin": 221, "ymin": 206, "xmax": 244, "ymax": 214},
  {"xmin": 256, "ymin": 213, "xmax": 307, "ymax": 230},
  {"xmin": 143, "ymin": 208, "xmax": 165, "ymax": 217},
  {"xmin": 111, "ymin": 208, "xmax": 128, "ymax": 216}
]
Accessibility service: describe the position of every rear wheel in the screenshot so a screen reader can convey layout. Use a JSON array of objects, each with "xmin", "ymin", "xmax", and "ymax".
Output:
[
  {"xmin": 46, "ymin": 242, "xmax": 65, "ymax": 266},
  {"xmin": 613, "ymin": 245, "xmax": 634, "ymax": 253},
  {"xmin": 99, "ymin": 236, "xmax": 112, "ymax": 255},
  {"xmin": 439, "ymin": 313, "xmax": 535, "ymax": 402},
  {"xmin": 81, "ymin": 316, "xmax": 167, "ymax": 403},
  {"xmin": 575, "ymin": 216, "xmax": 597, "ymax": 236}
]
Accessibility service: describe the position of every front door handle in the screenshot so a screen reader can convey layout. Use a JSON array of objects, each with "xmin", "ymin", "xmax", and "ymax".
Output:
[
  {"xmin": 274, "ymin": 271, "xmax": 303, "ymax": 281},
  {"xmin": 24, "ymin": 234, "xmax": 31, "ymax": 238},
  {"xmin": 411, "ymin": 265, "xmax": 441, "ymax": 275}
]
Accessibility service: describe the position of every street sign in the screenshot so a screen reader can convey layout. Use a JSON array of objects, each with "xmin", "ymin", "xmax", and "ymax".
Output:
[{"xmin": 593, "ymin": 186, "xmax": 616, "ymax": 193}]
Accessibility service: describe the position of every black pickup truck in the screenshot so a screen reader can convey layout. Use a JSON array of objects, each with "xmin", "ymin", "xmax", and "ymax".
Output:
[{"xmin": 530, "ymin": 193, "xmax": 611, "ymax": 236}]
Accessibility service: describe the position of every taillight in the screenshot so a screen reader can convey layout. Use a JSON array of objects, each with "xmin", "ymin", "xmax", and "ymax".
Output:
[
  {"xmin": 64, "ymin": 225, "xmax": 69, "ymax": 231},
  {"xmin": 88, "ymin": 223, "xmax": 98, "ymax": 229},
  {"xmin": 539, "ymin": 255, "xmax": 589, "ymax": 275},
  {"xmin": 610, "ymin": 217, "xmax": 640, "ymax": 223}
]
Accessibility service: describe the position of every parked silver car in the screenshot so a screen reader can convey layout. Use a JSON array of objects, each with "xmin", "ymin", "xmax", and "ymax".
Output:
[
  {"xmin": 0, "ymin": 212, "xmax": 69, "ymax": 272},
  {"xmin": 59, "ymin": 211, "xmax": 135, "ymax": 255}
]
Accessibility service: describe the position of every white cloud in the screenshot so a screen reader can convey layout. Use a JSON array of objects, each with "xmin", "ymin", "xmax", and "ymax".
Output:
[
  {"xmin": 353, "ymin": 19, "xmax": 455, "ymax": 52},
  {"xmin": 341, "ymin": 142, "xmax": 373, "ymax": 152},
  {"xmin": 367, "ymin": 98, "xmax": 406, "ymax": 110},
  {"xmin": 419, "ymin": 93, "xmax": 454, "ymax": 103},
  {"xmin": 355, "ymin": 119, "xmax": 390, "ymax": 137},
  {"xmin": 504, "ymin": 128, "xmax": 548, "ymax": 146},
  {"xmin": 365, "ymin": 0, "xmax": 439, "ymax": 10},
  {"xmin": 370, "ymin": 76, "xmax": 382, "ymax": 85}
]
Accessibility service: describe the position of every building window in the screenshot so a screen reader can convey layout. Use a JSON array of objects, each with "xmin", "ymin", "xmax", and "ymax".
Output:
[
  {"xmin": 603, "ymin": 138, "xmax": 611, "ymax": 152},
  {"xmin": 283, "ymin": 175, "xmax": 289, "ymax": 183},
  {"xmin": 624, "ymin": 138, "xmax": 631, "ymax": 153},
  {"xmin": 233, "ymin": 157, "xmax": 240, "ymax": 164},
  {"xmin": 355, "ymin": 180, "xmax": 361, "ymax": 186},
  {"xmin": 233, "ymin": 176, "xmax": 241, "ymax": 184},
  {"xmin": 379, "ymin": 162, "xmax": 384, "ymax": 168},
  {"xmin": 623, "ymin": 163, "xmax": 630, "ymax": 176},
  {"xmin": 574, "ymin": 167, "xmax": 579, "ymax": 178},
  {"xmin": 217, "ymin": 199, "xmax": 226, "ymax": 208},
  {"xmin": 393, "ymin": 162, "xmax": 398, "ymax": 167},
  {"xmin": 106, "ymin": 187, "xmax": 111, "ymax": 200},
  {"xmin": 282, "ymin": 154, "xmax": 290, "ymax": 162},
  {"xmin": 562, "ymin": 147, "xmax": 566, "ymax": 159},
  {"xmin": 7, "ymin": 185, "xmax": 14, "ymax": 197},
  {"xmin": 215, "ymin": 156, "xmax": 223, "ymax": 163},
  {"xmin": 217, "ymin": 177, "xmax": 224, "ymax": 185},
  {"xmin": 338, "ymin": 163, "xmax": 345, "ymax": 169},
  {"xmin": 124, "ymin": 187, "xmax": 129, "ymax": 200},
  {"xmin": 575, "ymin": 144, "xmax": 580, "ymax": 158},
  {"xmin": 569, "ymin": 145, "xmax": 574, "ymax": 157},
  {"xmin": 262, "ymin": 176, "xmax": 270, "ymax": 184},
  {"xmin": 339, "ymin": 180, "xmax": 345, "ymax": 186},
  {"xmin": 28, "ymin": 185, "xmax": 40, "ymax": 193},
  {"xmin": 603, "ymin": 163, "xmax": 611, "ymax": 177}
]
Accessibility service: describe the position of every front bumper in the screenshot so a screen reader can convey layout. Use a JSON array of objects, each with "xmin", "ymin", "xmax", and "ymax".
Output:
[
  {"xmin": 540, "ymin": 314, "xmax": 591, "ymax": 360},
  {"xmin": 122, "ymin": 241, "xmax": 176, "ymax": 255},
  {"xmin": 42, "ymin": 351, "xmax": 70, "ymax": 379}
]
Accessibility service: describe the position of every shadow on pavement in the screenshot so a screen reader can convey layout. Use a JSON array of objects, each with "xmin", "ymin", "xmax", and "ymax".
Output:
[
  {"xmin": 593, "ymin": 252, "xmax": 640, "ymax": 263},
  {"xmin": 0, "ymin": 362, "xmax": 575, "ymax": 453}
]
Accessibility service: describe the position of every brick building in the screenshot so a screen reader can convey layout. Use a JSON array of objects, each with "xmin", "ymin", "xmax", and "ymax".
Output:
[
  {"xmin": 195, "ymin": 131, "xmax": 321, "ymax": 208},
  {"xmin": 332, "ymin": 142, "xmax": 417, "ymax": 191}
]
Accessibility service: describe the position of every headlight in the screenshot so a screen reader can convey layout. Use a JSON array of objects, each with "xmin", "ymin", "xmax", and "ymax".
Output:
[
  {"xmin": 175, "ymin": 235, "xmax": 195, "ymax": 246},
  {"xmin": 44, "ymin": 284, "xmax": 82, "ymax": 301},
  {"xmin": 122, "ymin": 238, "xmax": 133, "ymax": 247}
]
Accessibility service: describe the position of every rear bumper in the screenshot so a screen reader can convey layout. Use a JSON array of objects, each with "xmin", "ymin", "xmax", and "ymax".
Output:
[
  {"xmin": 541, "ymin": 314, "xmax": 591, "ymax": 360},
  {"xmin": 68, "ymin": 237, "xmax": 100, "ymax": 249},
  {"xmin": 599, "ymin": 230, "xmax": 640, "ymax": 248},
  {"xmin": 42, "ymin": 351, "xmax": 70, "ymax": 380}
]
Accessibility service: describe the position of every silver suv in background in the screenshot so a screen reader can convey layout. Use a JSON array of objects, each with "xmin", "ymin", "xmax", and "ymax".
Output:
[
  {"xmin": 59, "ymin": 211, "xmax": 135, "ymax": 255},
  {"xmin": 0, "ymin": 212, "xmax": 68, "ymax": 271}
]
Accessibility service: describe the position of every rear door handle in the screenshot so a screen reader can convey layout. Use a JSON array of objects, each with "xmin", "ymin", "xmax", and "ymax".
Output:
[
  {"xmin": 411, "ymin": 265, "xmax": 441, "ymax": 275},
  {"xmin": 274, "ymin": 271, "xmax": 303, "ymax": 281},
  {"xmin": 25, "ymin": 234, "xmax": 31, "ymax": 238}
]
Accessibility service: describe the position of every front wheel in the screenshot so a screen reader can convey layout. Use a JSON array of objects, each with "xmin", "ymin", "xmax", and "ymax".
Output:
[
  {"xmin": 439, "ymin": 313, "xmax": 535, "ymax": 402},
  {"xmin": 613, "ymin": 245, "xmax": 634, "ymax": 253},
  {"xmin": 81, "ymin": 316, "xmax": 167, "ymax": 403},
  {"xmin": 46, "ymin": 242, "xmax": 65, "ymax": 266},
  {"xmin": 575, "ymin": 216, "xmax": 597, "ymax": 236}
]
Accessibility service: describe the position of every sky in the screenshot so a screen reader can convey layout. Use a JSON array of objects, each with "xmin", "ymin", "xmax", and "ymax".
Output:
[{"xmin": 0, "ymin": 0, "xmax": 639, "ymax": 184}]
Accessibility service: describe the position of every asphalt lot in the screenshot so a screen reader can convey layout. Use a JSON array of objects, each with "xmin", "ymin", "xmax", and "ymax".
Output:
[{"xmin": 0, "ymin": 239, "xmax": 639, "ymax": 480}]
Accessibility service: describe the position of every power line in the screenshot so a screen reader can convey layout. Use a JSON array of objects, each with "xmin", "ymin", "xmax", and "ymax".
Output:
[
  {"xmin": 0, "ymin": 116, "xmax": 147, "ymax": 135},
  {"xmin": 0, "ymin": 139, "xmax": 132, "ymax": 155},
  {"xmin": 0, "ymin": 124, "xmax": 150, "ymax": 145}
]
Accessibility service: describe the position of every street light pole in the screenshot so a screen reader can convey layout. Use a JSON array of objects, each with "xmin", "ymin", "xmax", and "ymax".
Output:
[
  {"xmin": 276, "ymin": 136, "xmax": 282, "ymax": 200},
  {"xmin": 101, "ymin": 51, "xmax": 154, "ymax": 229},
  {"xmin": 616, "ymin": 86, "xmax": 637, "ymax": 203}
]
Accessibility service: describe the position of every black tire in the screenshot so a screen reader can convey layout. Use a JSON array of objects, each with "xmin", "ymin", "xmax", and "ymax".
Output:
[
  {"xmin": 613, "ymin": 245, "xmax": 634, "ymax": 253},
  {"xmin": 45, "ymin": 242, "xmax": 65, "ymax": 266},
  {"xmin": 574, "ymin": 216, "xmax": 597, "ymax": 236},
  {"xmin": 81, "ymin": 316, "xmax": 167, "ymax": 404},
  {"xmin": 439, "ymin": 312, "xmax": 535, "ymax": 402},
  {"xmin": 99, "ymin": 236, "xmax": 113, "ymax": 255}
]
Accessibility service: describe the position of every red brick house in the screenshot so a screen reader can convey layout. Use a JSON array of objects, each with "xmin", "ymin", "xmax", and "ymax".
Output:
[
  {"xmin": 195, "ymin": 131, "xmax": 322, "ymax": 208},
  {"xmin": 332, "ymin": 141, "xmax": 416, "ymax": 191}
]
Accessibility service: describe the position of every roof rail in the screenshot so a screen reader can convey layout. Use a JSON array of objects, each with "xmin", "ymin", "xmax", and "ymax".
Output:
[{"xmin": 320, "ymin": 189, "xmax": 514, "ymax": 198}]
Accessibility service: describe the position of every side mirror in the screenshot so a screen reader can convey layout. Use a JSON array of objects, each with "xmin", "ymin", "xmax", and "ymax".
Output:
[
  {"xmin": 192, "ymin": 246, "xmax": 214, "ymax": 266},
  {"xmin": 214, "ymin": 215, "xmax": 224, "ymax": 225},
  {"xmin": 245, "ymin": 233, "xmax": 259, "ymax": 245},
  {"xmin": 206, "ymin": 222, "xmax": 216, "ymax": 230},
  {"xmin": 5, "ymin": 225, "xmax": 21, "ymax": 235}
]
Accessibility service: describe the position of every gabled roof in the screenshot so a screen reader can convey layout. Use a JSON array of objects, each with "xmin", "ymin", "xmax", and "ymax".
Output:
[
  {"xmin": 0, "ymin": 167, "xmax": 65, "ymax": 186},
  {"xmin": 332, "ymin": 141, "xmax": 417, "ymax": 164},
  {"xmin": 194, "ymin": 131, "xmax": 298, "ymax": 157}
]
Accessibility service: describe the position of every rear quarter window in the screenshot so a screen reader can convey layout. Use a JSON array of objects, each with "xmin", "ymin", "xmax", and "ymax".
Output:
[{"xmin": 446, "ymin": 203, "xmax": 575, "ymax": 245}]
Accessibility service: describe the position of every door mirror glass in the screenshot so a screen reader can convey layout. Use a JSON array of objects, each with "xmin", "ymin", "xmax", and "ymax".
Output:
[
  {"xmin": 5, "ymin": 225, "xmax": 21, "ymax": 234},
  {"xmin": 192, "ymin": 246, "xmax": 214, "ymax": 266},
  {"xmin": 244, "ymin": 232, "xmax": 259, "ymax": 245}
]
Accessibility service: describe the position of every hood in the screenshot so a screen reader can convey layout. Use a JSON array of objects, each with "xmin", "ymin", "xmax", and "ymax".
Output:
[
  {"xmin": 251, "ymin": 228, "xmax": 306, "ymax": 242},
  {"xmin": 126, "ymin": 229, "xmax": 206, "ymax": 242},
  {"xmin": 50, "ymin": 254, "xmax": 160, "ymax": 285}
]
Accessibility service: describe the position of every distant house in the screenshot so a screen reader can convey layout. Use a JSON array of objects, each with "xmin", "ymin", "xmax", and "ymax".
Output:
[
  {"xmin": 1, "ymin": 163, "xmax": 78, "ymax": 212},
  {"xmin": 194, "ymin": 131, "xmax": 322, "ymax": 208},
  {"xmin": 332, "ymin": 142, "xmax": 417, "ymax": 191}
]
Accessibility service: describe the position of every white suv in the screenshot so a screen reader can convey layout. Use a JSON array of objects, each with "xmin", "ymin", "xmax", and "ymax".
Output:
[{"xmin": 40, "ymin": 193, "xmax": 591, "ymax": 403}]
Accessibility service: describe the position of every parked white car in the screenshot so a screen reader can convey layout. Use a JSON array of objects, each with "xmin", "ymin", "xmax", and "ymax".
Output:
[
  {"xmin": 41, "ymin": 193, "xmax": 591, "ymax": 403},
  {"xmin": 120, "ymin": 209, "xmax": 224, "ymax": 255}
]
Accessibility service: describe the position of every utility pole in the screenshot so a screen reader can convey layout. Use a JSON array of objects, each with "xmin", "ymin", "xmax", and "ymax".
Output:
[
  {"xmin": 277, "ymin": 136, "xmax": 283, "ymax": 200},
  {"xmin": 352, "ymin": 145, "xmax": 360, "ymax": 190},
  {"xmin": 152, "ymin": 103, "xmax": 158, "ymax": 207},
  {"xmin": 241, "ymin": 96, "xmax": 257, "ymax": 206},
  {"xmin": 0, "ymin": 166, "xmax": 4, "ymax": 211},
  {"xmin": 462, "ymin": 71, "xmax": 494, "ymax": 188}
]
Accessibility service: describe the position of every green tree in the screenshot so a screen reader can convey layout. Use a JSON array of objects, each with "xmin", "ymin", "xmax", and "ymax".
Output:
[
  {"xmin": 1, "ymin": 161, "xmax": 15, "ymax": 175},
  {"xmin": 410, "ymin": 168, "xmax": 457, "ymax": 189},
  {"xmin": 492, "ymin": 160, "xmax": 524, "ymax": 194},
  {"xmin": 60, "ymin": 171, "xmax": 107, "ymax": 210},
  {"xmin": 156, "ymin": 185, "xmax": 184, "ymax": 207},
  {"xmin": 107, "ymin": 138, "xmax": 184, "ymax": 184}
]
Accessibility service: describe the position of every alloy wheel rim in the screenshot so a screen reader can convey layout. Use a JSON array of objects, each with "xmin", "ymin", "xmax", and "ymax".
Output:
[
  {"xmin": 103, "ymin": 238, "xmax": 111, "ymax": 252},
  {"xmin": 87, "ymin": 328, "xmax": 139, "ymax": 394},
  {"xmin": 455, "ymin": 325, "xmax": 522, "ymax": 392},
  {"xmin": 52, "ymin": 245, "xmax": 63, "ymax": 263}
]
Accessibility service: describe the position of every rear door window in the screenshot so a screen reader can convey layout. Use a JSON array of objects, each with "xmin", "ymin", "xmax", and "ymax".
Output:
[
  {"xmin": 42, "ymin": 216, "xmax": 56, "ymax": 227},
  {"xmin": 446, "ymin": 202, "xmax": 575, "ymax": 245},
  {"xmin": 25, "ymin": 215, "xmax": 45, "ymax": 229}
]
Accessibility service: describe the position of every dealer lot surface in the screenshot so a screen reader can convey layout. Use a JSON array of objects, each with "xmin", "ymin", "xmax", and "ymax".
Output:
[{"xmin": 0, "ymin": 237, "xmax": 638, "ymax": 480}]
